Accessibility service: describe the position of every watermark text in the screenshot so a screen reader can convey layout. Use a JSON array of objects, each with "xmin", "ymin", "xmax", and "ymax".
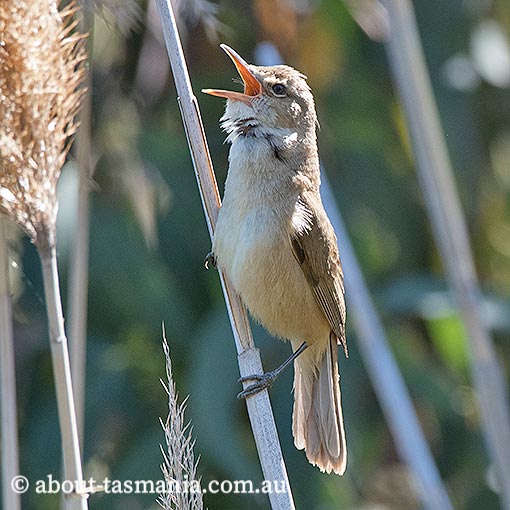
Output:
[{"xmin": 10, "ymin": 474, "xmax": 289, "ymax": 496}]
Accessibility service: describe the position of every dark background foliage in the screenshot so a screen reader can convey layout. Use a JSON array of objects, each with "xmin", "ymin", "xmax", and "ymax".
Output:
[{"xmin": 6, "ymin": 0, "xmax": 510, "ymax": 508}]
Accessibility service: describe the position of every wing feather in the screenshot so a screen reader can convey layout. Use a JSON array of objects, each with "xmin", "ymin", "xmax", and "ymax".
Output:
[{"xmin": 290, "ymin": 193, "xmax": 348, "ymax": 356}]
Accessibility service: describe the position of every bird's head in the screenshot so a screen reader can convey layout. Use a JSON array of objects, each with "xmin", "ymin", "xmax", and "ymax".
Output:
[{"xmin": 203, "ymin": 45, "xmax": 317, "ymax": 141}]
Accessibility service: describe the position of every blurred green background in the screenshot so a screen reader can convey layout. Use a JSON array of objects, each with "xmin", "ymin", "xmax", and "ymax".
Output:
[{"xmin": 6, "ymin": 0, "xmax": 510, "ymax": 508}]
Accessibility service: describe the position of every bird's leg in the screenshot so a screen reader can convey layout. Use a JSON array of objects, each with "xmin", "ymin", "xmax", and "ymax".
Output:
[
  {"xmin": 237, "ymin": 342, "xmax": 308, "ymax": 399},
  {"xmin": 204, "ymin": 251, "xmax": 216, "ymax": 270}
]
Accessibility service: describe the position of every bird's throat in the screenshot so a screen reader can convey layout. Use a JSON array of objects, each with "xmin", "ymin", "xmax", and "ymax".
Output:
[{"xmin": 221, "ymin": 117, "xmax": 261, "ymax": 140}]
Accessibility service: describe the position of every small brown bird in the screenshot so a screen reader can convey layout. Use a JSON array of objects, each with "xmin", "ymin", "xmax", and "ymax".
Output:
[{"xmin": 203, "ymin": 45, "xmax": 348, "ymax": 475}]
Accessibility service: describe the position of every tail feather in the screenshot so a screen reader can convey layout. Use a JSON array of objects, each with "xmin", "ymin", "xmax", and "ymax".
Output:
[{"xmin": 292, "ymin": 333, "xmax": 346, "ymax": 475}]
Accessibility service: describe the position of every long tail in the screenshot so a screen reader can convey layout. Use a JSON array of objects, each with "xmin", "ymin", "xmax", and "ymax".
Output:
[{"xmin": 292, "ymin": 332, "xmax": 347, "ymax": 475}]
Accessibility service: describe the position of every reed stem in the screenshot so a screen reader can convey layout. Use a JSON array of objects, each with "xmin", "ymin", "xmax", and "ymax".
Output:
[
  {"xmin": 68, "ymin": 5, "xmax": 94, "ymax": 446},
  {"xmin": 0, "ymin": 220, "xmax": 21, "ymax": 510},
  {"xmin": 382, "ymin": 1, "xmax": 510, "ymax": 507},
  {"xmin": 153, "ymin": 2, "xmax": 295, "ymax": 508},
  {"xmin": 39, "ymin": 245, "xmax": 88, "ymax": 510}
]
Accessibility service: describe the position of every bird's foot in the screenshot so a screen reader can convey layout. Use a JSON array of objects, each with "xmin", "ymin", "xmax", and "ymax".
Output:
[
  {"xmin": 237, "ymin": 342, "xmax": 309, "ymax": 399},
  {"xmin": 204, "ymin": 251, "xmax": 217, "ymax": 270},
  {"xmin": 237, "ymin": 370, "xmax": 279, "ymax": 399}
]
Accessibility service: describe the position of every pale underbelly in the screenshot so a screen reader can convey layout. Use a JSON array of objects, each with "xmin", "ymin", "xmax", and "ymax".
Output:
[{"xmin": 214, "ymin": 209, "xmax": 329, "ymax": 345}]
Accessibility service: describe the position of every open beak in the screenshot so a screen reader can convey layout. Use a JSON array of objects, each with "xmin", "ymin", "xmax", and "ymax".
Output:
[{"xmin": 202, "ymin": 44, "xmax": 262, "ymax": 105}]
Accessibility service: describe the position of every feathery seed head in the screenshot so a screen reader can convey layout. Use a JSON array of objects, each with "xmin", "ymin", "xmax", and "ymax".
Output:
[
  {"xmin": 0, "ymin": 0, "xmax": 87, "ymax": 251},
  {"xmin": 159, "ymin": 336, "xmax": 203, "ymax": 510}
]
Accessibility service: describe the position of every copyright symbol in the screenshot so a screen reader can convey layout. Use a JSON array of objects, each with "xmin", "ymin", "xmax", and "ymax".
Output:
[{"xmin": 11, "ymin": 475, "xmax": 29, "ymax": 494}]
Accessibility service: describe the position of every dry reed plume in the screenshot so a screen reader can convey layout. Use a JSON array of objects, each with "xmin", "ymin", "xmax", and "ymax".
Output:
[
  {"xmin": 0, "ymin": 0, "xmax": 86, "ymax": 251},
  {"xmin": 0, "ymin": 2, "xmax": 89, "ymax": 508}
]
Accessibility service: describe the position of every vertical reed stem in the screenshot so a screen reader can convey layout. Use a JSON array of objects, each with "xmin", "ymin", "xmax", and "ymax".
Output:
[
  {"xmin": 382, "ymin": 1, "xmax": 510, "ymax": 507},
  {"xmin": 0, "ymin": 220, "xmax": 21, "ymax": 510},
  {"xmin": 39, "ymin": 246, "xmax": 88, "ymax": 510},
  {"xmin": 153, "ymin": 2, "xmax": 295, "ymax": 509},
  {"xmin": 321, "ymin": 175, "xmax": 453, "ymax": 510},
  {"xmin": 68, "ymin": 5, "xmax": 94, "ymax": 445}
]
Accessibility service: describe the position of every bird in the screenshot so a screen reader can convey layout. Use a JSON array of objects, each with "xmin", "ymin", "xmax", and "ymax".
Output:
[{"xmin": 202, "ymin": 44, "xmax": 348, "ymax": 475}]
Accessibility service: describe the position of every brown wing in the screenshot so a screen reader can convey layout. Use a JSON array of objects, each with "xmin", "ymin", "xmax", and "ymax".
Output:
[{"xmin": 290, "ymin": 193, "xmax": 348, "ymax": 356}]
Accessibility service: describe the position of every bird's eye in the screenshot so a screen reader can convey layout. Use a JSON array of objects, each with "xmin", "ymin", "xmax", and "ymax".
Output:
[{"xmin": 272, "ymin": 83, "xmax": 287, "ymax": 96}]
